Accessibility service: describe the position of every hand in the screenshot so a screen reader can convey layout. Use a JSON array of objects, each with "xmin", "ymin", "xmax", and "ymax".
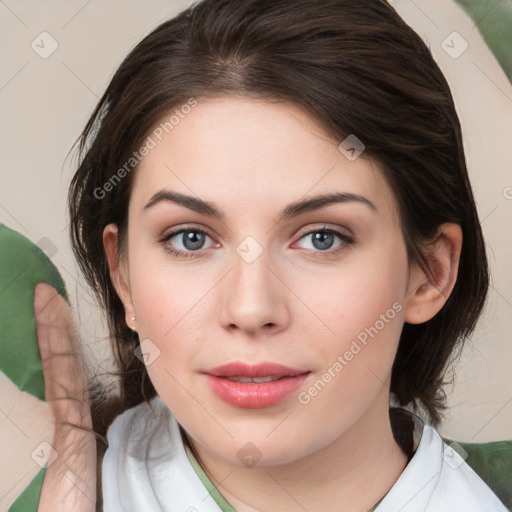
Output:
[{"xmin": 33, "ymin": 283, "xmax": 97, "ymax": 512}]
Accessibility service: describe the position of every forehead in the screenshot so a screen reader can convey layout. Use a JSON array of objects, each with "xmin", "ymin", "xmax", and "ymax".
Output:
[{"xmin": 131, "ymin": 96, "xmax": 398, "ymax": 221}]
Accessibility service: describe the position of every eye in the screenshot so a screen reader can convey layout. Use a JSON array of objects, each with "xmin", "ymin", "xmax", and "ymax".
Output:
[
  {"xmin": 159, "ymin": 226, "xmax": 217, "ymax": 259},
  {"xmin": 159, "ymin": 224, "xmax": 355, "ymax": 260},
  {"xmin": 295, "ymin": 226, "xmax": 355, "ymax": 256}
]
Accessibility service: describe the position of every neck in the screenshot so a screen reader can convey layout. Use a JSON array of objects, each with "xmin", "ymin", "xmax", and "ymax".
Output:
[{"xmin": 188, "ymin": 388, "xmax": 409, "ymax": 512}]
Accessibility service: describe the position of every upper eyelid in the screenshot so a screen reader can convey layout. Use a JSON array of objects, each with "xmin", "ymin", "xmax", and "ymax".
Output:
[
  {"xmin": 160, "ymin": 225, "xmax": 213, "ymax": 244},
  {"xmin": 296, "ymin": 223, "xmax": 352, "ymax": 237},
  {"xmin": 161, "ymin": 222, "xmax": 351, "ymax": 237}
]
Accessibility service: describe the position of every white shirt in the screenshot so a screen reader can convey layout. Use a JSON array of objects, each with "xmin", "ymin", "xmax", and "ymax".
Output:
[{"xmin": 102, "ymin": 396, "xmax": 507, "ymax": 511}]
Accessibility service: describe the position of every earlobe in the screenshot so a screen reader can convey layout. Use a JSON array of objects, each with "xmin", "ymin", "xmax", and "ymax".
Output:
[
  {"xmin": 102, "ymin": 223, "xmax": 136, "ymax": 329},
  {"xmin": 404, "ymin": 223, "xmax": 462, "ymax": 325}
]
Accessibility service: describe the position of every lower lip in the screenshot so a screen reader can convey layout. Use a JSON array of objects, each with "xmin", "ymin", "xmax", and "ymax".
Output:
[{"xmin": 205, "ymin": 374, "xmax": 310, "ymax": 408}]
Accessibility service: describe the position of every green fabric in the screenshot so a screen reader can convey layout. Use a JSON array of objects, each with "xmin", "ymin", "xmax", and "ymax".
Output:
[
  {"xmin": 0, "ymin": 223, "xmax": 68, "ymax": 512},
  {"xmin": 455, "ymin": 0, "xmax": 512, "ymax": 83},
  {"xmin": 443, "ymin": 436, "xmax": 512, "ymax": 510},
  {"xmin": 184, "ymin": 443, "xmax": 237, "ymax": 512},
  {"xmin": 8, "ymin": 468, "xmax": 46, "ymax": 512},
  {"xmin": 0, "ymin": 223, "xmax": 67, "ymax": 400}
]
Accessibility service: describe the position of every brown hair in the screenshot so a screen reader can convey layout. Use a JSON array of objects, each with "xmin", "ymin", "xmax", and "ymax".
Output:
[{"xmin": 68, "ymin": 0, "xmax": 489, "ymax": 494}]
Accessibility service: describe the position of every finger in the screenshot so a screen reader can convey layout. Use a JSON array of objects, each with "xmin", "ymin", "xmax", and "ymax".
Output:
[
  {"xmin": 33, "ymin": 282, "xmax": 91, "ymax": 427},
  {"xmin": 33, "ymin": 289, "xmax": 97, "ymax": 511},
  {"xmin": 38, "ymin": 422, "xmax": 97, "ymax": 512},
  {"xmin": 34, "ymin": 283, "xmax": 79, "ymax": 360}
]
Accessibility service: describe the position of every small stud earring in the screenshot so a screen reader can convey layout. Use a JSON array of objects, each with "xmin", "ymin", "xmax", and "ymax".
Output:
[{"xmin": 131, "ymin": 316, "xmax": 136, "ymax": 322}]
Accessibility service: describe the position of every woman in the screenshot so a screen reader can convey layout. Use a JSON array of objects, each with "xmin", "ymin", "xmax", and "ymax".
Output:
[{"xmin": 34, "ymin": 0, "xmax": 507, "ymax": 510}]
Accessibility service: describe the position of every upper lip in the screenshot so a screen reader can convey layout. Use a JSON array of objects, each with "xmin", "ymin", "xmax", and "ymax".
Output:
[{"xmin": 204, "ymin": 362, "xmax": 309, "ymax": 378}]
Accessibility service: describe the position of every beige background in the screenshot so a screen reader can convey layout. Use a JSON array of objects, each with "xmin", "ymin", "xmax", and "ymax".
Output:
[{"xmin": 0, "ymin": 0, "xmax": 511, "ymax": 442}]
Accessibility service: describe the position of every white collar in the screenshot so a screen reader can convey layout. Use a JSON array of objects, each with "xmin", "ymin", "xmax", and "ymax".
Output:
[
  {"xmin": 103, "ymin": 396, "xmax": 222, "ymax": 511},
  {"xmin": 102, "ymin": 396, "xmax": 506, "ymax": 512},
  {"xmin": 376, "ymin": 410, "xmax": 506, "ymax": 511}
]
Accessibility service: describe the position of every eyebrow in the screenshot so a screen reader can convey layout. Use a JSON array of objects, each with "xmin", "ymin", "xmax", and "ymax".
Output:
[{"xmin": 143, "ymin": 189, "xmax": 378, "ymax": 221}]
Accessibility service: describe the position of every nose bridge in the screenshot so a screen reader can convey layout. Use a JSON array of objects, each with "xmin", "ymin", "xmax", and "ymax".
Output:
[
  {"xmin": 220, "ymin": 235, "xmax": 286, "ymax": 333},
  {"xmin": 233, "ymin": 240, "xmax": 271, "ymax": 297}
]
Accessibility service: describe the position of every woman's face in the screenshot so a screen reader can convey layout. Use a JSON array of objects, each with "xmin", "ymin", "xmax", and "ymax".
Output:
[{"xmin": 113, "ymin": 96, "xmax": 418, "ymax": 466}]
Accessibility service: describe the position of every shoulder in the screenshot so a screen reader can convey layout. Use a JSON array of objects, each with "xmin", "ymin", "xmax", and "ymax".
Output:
[
  {"xmin": 429, "ymin": 424, "xmax": 508, "ymax": 511},
  {"xmin": 377, "ymin": 420, "xmax": 508, "ymax": 511}
]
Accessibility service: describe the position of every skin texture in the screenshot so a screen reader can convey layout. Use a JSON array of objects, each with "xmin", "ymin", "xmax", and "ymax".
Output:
[
  {"xmin": 101, "ymin": 96, "xmax": 463, "ymax": 511},
  {"xmin": 34, "ymin": 96, "xmax": 462, "ymax": 511}
]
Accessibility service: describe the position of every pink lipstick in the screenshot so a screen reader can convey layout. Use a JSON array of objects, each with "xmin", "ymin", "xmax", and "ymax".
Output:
[{"xmin": 203, "ymin": 362, "xmax": 310, "ymax": 408}]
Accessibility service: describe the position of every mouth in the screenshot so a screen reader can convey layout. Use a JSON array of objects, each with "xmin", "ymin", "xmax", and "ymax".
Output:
[
  {"xmin": 203, "ymin": 362, "xmax": 311, "ymax": 408},
  {"xmin": 222, "ymin": 375, "xmax": 286, "ymax": 383}
]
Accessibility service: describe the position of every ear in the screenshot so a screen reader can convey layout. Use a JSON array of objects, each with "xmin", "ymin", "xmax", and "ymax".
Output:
[
  {"xmin": 404, "ymin": 223, "xmax": 462, "ymax": 324},
  {"xmin": 103, "ymin": 223, "xmax": 137, "ymax": 331}
]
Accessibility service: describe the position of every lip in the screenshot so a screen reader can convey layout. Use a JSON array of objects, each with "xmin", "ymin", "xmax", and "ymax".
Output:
[{"xmin": 203, "ymin": 362, "xmax": 310, "ymax": 408}]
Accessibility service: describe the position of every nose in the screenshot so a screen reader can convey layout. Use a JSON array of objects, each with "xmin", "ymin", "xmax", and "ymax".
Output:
[{"xmin": 219, "ymin": 246, "xmax": 290, "ymax": 337}]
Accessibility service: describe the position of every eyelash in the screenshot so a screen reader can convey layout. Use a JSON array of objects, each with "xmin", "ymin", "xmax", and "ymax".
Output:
[{"xmin": 158, "ymin": 225, "xmax": 355, "ymax": 260}]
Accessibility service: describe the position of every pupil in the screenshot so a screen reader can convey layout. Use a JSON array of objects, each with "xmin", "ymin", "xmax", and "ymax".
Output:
[
  {"xmin": 313, "ymin": 232, "xmax": 333, "ymax": 250},
  {"xmin": 184, "ymin": 231, "xmax": 205, "ymax": 250}
]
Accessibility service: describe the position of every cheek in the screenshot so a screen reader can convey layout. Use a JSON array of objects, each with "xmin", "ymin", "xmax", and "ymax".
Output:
[
  {"xmin": 306, "ymin": 251, "xmax": 406, "ymax": 348},
  {"xmin": 127, "ymin": 259, "xmax": 219, "ymax": 387},
  {"xmin": 128, "ymin": 268, "xmax": 209, "ymax": 424},
  {"xmin": 300, "ymin": 240, "xmax": 408, "ymax": 398},
  {"xmin": 131, "ymin": 267, "xmax": 205, "ymax": 352},
  {"xmin": 293, "ymin": 267, "xmax": 406, "ymax": 442},
  {"xmin": 127, "ymin": 234, "xmax": 211, "ymax": 343}
]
